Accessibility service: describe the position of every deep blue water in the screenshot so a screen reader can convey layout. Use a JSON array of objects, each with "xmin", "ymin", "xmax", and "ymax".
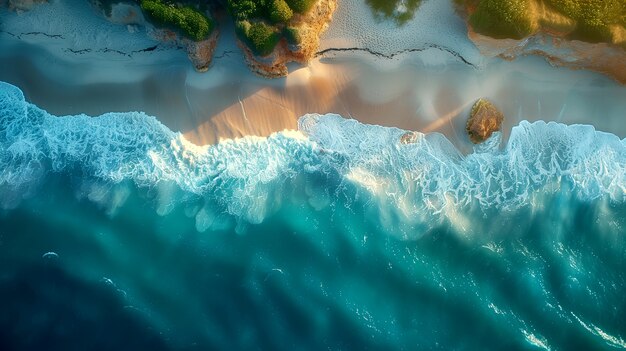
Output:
[{"xmin": 1, "ymin": 81, "xmax": 625, "ymax": 350}]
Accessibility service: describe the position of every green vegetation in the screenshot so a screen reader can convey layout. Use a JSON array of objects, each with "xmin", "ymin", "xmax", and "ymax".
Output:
[
  {"xmin": 544, "ymin": 0, "xmax": 626, "ymax": 42},
  {"xmin": 226, "ymin": 0, "xmax": 262, "ymax": 21},
  {"xmin": 284, "ymin": 0, "xmax": 317, "ymax": 14},
  {"xmin": 269, "ymin": 0, "xmax": 294, "ymax": 24},
  {"xmin": 140, "ymin": 0, "xmax": 214, "ymax": 41},
  {"xmin": 458, "ymin": 0, "xmax": 626, "ymax": 43},
  {"xmin": 228, "ymin": 0, "xmax": 318, "ymax": 56},
  {"xmin": 138, "ymin": 0, "xmax": 321, "ymax": 55},
  {"xmin": 227, "ymin": 0, "xmax": 312, "ymax": 22},
  {"xmin": 469, "ymin": 0, "xmax": 534, "ymax": 39},
  {"xmin": 365, "ymin": 0, "xmax": 422, "ymax": 25},
  {"xmin": 237, "ymin": 21, "xmax": 281, "ymax": 56},
  {"xmin": 283, "ymin": 26, "xmax": 303, "ymax": 45}
]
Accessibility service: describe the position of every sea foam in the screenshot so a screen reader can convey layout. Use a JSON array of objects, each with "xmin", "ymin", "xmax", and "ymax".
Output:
[{"xmin": 1, "ymin": 82, "xmax": 625, "ymax": 228}]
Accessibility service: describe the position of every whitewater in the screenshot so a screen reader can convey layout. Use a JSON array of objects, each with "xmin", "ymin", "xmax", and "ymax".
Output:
[
  {"xmin": 1, "ymin": 81, "xmax": 625, "ymax": 223},
  {"xmin": 1, "ymin": 81, "xmax": 625, "ymax": 350}
]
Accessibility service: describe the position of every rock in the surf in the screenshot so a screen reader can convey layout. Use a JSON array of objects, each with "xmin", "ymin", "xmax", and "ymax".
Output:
[{"xmin": 466, "ymin": 98, "xmax": 504, "ymax": 144}]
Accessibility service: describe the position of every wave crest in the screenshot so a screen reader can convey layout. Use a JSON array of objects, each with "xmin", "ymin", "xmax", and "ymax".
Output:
[
  {"xmin": 301, "ymin": 113, "xmax": 625, "ymax": 209},
  {"xmin": 1, "ymin": 82, "xmax": 625, "ymax": 229}
]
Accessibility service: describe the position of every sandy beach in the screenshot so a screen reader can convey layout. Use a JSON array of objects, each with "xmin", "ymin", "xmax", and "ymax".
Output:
[{"xmin": 1, "ymin": 0, "xmax": 626, "ymax": 151}]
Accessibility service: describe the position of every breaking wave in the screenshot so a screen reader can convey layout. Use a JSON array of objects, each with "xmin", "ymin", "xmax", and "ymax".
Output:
[{"xmin": 1, "ymin": 81, "xmax": 625, "ymax": 230}]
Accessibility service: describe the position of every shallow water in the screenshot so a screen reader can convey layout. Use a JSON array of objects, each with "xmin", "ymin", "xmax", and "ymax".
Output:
[{"xmin": 1, "ymin": 82, "xmax": 625, "ymax": 350}]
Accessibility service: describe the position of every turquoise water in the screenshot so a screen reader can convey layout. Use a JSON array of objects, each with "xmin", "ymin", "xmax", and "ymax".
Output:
[{"xmin": 1, "ymin": 81, "xmax": 625, "ymax": 350}]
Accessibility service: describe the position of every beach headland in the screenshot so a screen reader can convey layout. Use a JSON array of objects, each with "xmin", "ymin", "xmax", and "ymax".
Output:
[
  {"xmin": 455, "ymin": 0, "xmax": 626, "ymax": 84},
  {"xmin": 236, "ymin": 0, "xmax": 337, "ymax": 77}
]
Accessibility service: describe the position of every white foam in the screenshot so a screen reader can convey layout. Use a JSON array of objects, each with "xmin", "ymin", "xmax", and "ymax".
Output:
[
  {"xmin": 1, "ymin": 82, "xmax": 625, "ymax": 226},
  {"xmin": 298, "ymin": 113, "xmax": 626, "ymax": 212}
]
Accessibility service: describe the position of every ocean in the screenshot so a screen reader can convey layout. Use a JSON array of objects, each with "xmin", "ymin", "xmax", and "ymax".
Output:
[{"xmin": 1, "ymin": 81, "xmax": 625, "ymax": 350}]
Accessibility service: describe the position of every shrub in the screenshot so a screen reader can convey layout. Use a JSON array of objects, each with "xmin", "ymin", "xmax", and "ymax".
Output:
[
  {"xmin": 465, "ymin": 0, "xmax": 626, "ymax": 43},
  {"xmin": 227, "ymin": 0, "xmax": 265, "ymax": 21},
  {"xmin": 469, "ymin": 0, "xmax": 534, "ymax": 39},
  {"xmin": 237, "ymin": 21, "xmax": 280, "ymax": 56},
  {"xmin": 545, "ymin": 0, "xmax": 626, "ymax": 42},
  {"xmin": 285, "ymin": 0, "xmax": 316, "ymax": 14},
  {"xmin": 141, "ymin": 0, "xmax": 213, "ymax": 41},
  {"xmin": 235, "ymin": 20, "xmax": 252, "ymax": 38},
  {"xmin": 283, "ymin": 26, "xmax": 302, "ymax": 45},
  {"xmin": 228, "ymin": 0, "xmax": 316, "ymax": 21},
  {"xmin": 269, "ymin": 0, "xmax": 293, "ymax": 24}
]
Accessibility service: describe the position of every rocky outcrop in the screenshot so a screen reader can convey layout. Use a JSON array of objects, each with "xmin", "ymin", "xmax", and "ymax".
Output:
[
  {"xmin": 468, "ymin": 28, "xmax": 626, "ymax": 84},
  {"xmin": 151, "ymin": 27, "xmax": 220, "ymax": 72},
  {"xmin": 240, "ymin": 0, "xmax": 338, "ymax": 78},
  {"xmin": 458, "ymin": 0, "xmax": 626, "ymax": 84},
  {"xmin": 92, "ymin": 1, "xmax": 218, "ymax": 72},
  {"xmin": 466, "ymin": 98, "xmax": 504, "ymax": 144},
  {"xmin": 94, "ymin": 1, "xmax": 215, "ymax": 72},
  {"xmin": 185, "ymin": 29, "xmax": 220, "ymax": 72}
]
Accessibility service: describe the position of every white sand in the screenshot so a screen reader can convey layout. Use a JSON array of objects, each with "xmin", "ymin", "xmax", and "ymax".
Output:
[
  {"xmin": 319, "ymin": 0, "xmax": 484, "ymax": 67},
  {"xmin": 1, "ymin": 0, "xmax": 626, "ymax": 150}
]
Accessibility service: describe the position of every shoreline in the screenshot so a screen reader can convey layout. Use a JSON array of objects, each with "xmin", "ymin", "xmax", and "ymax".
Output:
[{"xmin": 1, "ymin": 0, "xmax": 626, "ymax": 150}]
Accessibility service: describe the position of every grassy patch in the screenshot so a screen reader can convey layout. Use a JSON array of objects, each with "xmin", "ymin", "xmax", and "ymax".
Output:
[
  {"xmin": 284, "ymin": 0, "xmax": 317, "ymax": 14},
  {"xmin": 140, "ymin": 0, "xmax": 214, "ymax": 41},
  {"xmin": 236, "ymin": 20, "xmax": 281, "ymax": 56},
  {"xmin": 545, "ymin": 0, "xmax": 626, "ymax": 42},
  {"xmin": 227, "ymin": 0, "xmax": 264, "ymax": 21},
  {"xmin": 365, "ymin": 0, "xmax": 422, "ymax": 25},
  {"xmin": 228, "ymin": 0, "xmax": 319, "ymax": 56},
  {"xmin": 227, "ymin": 0, "xmax": 314, "ymax": 22},
  {"xmin": 269, "ymin": 0, "xmax": 294, "ymax": 24},
  {"xmin": 469, "ymin": 0, "xmax": 534, "ymax": 39},
  {"xmin": 283, "ymin": 26, "xmax": 303, "ymax": 45},
  {"xmin": 459, "ymin": 0, "xmax": 626, "ymax": 43}
]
